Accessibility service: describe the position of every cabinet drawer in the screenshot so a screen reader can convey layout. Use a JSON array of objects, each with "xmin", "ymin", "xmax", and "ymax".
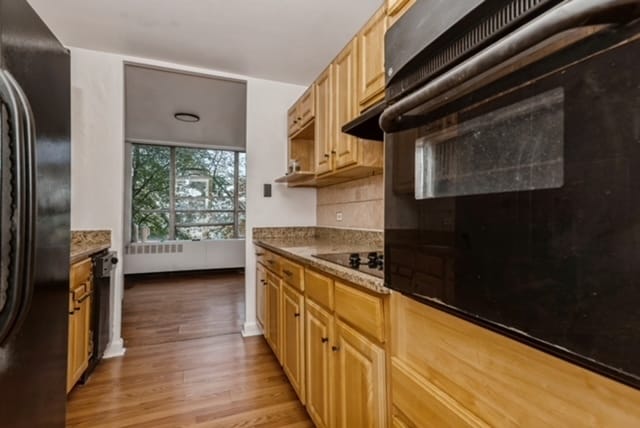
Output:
[
  {"xmin": 280, "ymin": 258, "xmax": 304, "ymax": 291},
  {"xmin": 334, "ymin": 281, "xmax": 385, "ymax": 343},
  {"xmin": 263, "ymin": 251, "xmax": 281, "ymax": 274},
  {"xmin": 71, "ymin": 258, "xmax": 92, "ymax": 288},
  {"xmin": 305, "ymin": 269, "xmax": 334, "ymax": 310}
]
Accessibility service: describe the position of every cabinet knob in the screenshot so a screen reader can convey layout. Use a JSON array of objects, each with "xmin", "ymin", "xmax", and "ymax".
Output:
[
  {"xmin": 294, "ymin": 313, "xmax": 301, "ymax": 318},
  {"xmin": 297, "ymin": 116, "xmax": 302, "ymax": 121},
  {"xmin": 331, "ymin": 150, "xmax": 336, "ymax": 154},
  {"xmin": 332, "ymin": 345, "xmax": 340, "ymax": 352},
  {"xmin": 324, "ymin": 153, "xmax": 330, "ymax": 158},
  {"xmin": 321, "ymin": 337, "xmax": 329, "ymax": 343}
]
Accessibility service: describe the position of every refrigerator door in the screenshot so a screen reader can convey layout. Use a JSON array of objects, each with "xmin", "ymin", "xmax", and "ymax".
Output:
[{"xmin": 0, "ymin": 0, "xmax": 71, "ymax": 427}]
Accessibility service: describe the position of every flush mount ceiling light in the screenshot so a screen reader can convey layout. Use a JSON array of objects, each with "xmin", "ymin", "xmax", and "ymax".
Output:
[{"xmin": 174, "ymin": 112, "xmax": 200, "ymax": 123}]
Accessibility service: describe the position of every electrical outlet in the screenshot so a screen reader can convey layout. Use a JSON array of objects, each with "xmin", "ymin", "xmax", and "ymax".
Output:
[{"xmin": 336, "ymin": 211, "xmax": 343, "ymax": 222}]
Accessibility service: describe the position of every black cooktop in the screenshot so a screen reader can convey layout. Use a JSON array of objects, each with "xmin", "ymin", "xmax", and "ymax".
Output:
[{"xmin": 313, "ymin": 251, "xmax": 384, "ymax": 279}]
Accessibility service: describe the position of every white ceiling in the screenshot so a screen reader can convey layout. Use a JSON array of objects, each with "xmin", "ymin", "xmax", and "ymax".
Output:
[{"xmin": 27, "ymin": 0, "xmax": 384, "ymax": 85}]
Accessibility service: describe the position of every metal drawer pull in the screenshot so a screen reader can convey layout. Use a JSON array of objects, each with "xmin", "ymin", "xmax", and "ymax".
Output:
[
  {"xmin": 332, "ymin": 346, "xmax": 340, "ymax": 352},
  {"xmin": 321, "ymin": 337, "xmax": 329, "ymax": 343},
  {"xmin": 380, "ymin": 0, "xmax": 640, "ymax": 133},
  {"xmin": 294, "ymin": 312, "xmax": 300, "ymax": 318},
  {"xmin": 283, "ymin": 269, "xmax": 293, "ymax": 277}
]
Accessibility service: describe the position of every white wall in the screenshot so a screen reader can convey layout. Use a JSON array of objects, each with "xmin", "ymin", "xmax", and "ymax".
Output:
[
  {"xmin": 70, "ymin": 46, "xmax": 316, "ymax": 356},
  {"xmin": 242, "ymin": 79, "xmax": 318, "ymax": 336}
]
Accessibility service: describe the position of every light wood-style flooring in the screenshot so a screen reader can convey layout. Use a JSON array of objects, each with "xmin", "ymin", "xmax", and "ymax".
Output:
[{"xmin": 66, "ymin": 271, "xmax": 312, "ymax": 428}]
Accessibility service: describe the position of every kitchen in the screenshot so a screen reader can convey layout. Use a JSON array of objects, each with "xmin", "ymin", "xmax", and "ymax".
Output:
[{"xmin": 2, "ymin": 0, "xmax": 640, "ymax": 427}]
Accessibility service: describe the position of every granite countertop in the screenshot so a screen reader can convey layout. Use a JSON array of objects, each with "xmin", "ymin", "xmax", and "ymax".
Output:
[
  {"xmin": 70, "ymin": 230, "xmax": 112, "ymax": 265},
  {"xmin": 254, "ymin": 236, "xmax": 388, "ymax": 295}
]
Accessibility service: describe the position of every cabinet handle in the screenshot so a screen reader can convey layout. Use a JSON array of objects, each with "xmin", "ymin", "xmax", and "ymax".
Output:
[
  {"xmin": 294, "ymin": 313, "xmax": 300, "ymax": 318},
  {"xmin": 68, "ymin": 311, "xmax": 75, "ymax": 315},
  {"xmin": 321, "ymin": 337, "xmax": 329, "ymax": 343},
  {"xmin": 283, "ymin": 269, "xmax": 293, "ymax": 277},
  {"xmin": 324, "ymin": 153, "xmax": 330, "ymax": 158},
  {"xmin": 297, "ymin": 116, "xmax": 302, "ymax": 121},
  {"xmin": 331, "ymin": 150, "xmax": 336, "ymax": 154},
  {"xmin": 332, "ymin": 345, "xmax": 340, "ymax": 352},
  {"xmin": 267, "ymin": 260, "xmax": 274, "ymax": 265}
]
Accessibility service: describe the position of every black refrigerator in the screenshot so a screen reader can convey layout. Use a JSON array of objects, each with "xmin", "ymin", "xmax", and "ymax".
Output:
[{"xmin": 0, "ymin": 0, "xmax": 70, "ymax": 427}]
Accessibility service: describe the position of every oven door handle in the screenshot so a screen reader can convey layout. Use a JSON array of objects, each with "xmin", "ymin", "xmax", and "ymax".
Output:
[{"xmin": 380, "ymin": 0, "xmax": 640, "ymax": 133}]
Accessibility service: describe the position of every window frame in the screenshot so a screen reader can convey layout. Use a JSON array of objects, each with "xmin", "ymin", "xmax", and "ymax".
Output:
[{"xmin": 127, "ymin": 142, "xmax": 246, "ymax": 242}]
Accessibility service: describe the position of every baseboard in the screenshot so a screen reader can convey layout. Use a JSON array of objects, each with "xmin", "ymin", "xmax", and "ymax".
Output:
[
  {"xmin": 241, "ymin": 321, "xmax": 263, "ymax": 337},
  {"xmin": 103, "ymin": 337, "xmax": 126, "ymax": 359}
]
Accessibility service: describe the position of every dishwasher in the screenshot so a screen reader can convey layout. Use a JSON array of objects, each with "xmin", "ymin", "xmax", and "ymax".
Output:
[{"xmin": 82, "ymin": 250, "xmax": 118, "ymax": 382}]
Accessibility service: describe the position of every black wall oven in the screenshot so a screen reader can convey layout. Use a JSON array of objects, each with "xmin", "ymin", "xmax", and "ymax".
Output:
[{"xmin": 382, "ymin": 0, "xmax": 640, "ymax": 388}]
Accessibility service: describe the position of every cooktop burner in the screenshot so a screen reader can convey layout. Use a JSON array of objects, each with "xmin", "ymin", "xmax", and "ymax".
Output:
[{"xmin": 313, "ymin": 251, "xmax": 384, "ymax": 279}]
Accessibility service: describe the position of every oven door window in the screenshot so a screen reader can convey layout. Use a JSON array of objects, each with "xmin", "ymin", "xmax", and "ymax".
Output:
[{"xmin": 416, "ymin": 88, "xmax": 564, "ymax": 200}]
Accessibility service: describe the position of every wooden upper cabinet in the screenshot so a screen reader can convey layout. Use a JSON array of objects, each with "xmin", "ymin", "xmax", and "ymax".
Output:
[
  {"xmin": 315, "ymin": 65, "xmax": 333, "ymax": 175},
  {"xmin": 305, "ymin": 300, "xmax": 334, "ymax": 428},
  {"xmin": 387, "ymin": 0, "xmax": 416, "ymax": 27},
  {"xmin": 298, "ymin": 86, "xmax": 315, "ymax": 128},
  {"xmin": 358, "ymin": 4, "xmax": 387, "ymax": 112},
  {"xmin": 282, "ymin": 284, "xmax": 306, "ymax": 404},
  {"xmin": 333, "ymin": 39, "xmax": 360, "ymax": 170},
  {"xmin": 334, "ymin": 320, "xmax": 387, "ymax": 428},
  {"xmin": 289, "ymin": 85, "xmax": 316, "ymax": 137}
]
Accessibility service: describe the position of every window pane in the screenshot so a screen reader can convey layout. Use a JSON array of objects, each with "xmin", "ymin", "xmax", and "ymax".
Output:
[
  {"xmin": 132, "ymin": 145, "xmax": 171, "ymax": 242},
  {"xmin": 175, "ymin": 148, "xmax": 236, "ymax": 210},
  {"xmin": 176, "ymin": 225, "xmax": 235, "ymax": 241},
  {"xmin": 238, "ymin": 152, "xmax": 246, "ymax": 211},
  {"xmin": 133, "ymin": 211, "xmax": 170, "ymax": 241},
  {"xmin": 175, "ymin": 211, "xmax": 234, "ymax": 226}
]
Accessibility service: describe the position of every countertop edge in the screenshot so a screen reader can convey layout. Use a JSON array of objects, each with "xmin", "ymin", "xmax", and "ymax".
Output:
[
  {"xmin": 70, "ymin": 244, "xmax": 111, "ymax": 265},
  {"xmin": 254, "ymin": 240, "xmax": 389, "ymax": 295}
]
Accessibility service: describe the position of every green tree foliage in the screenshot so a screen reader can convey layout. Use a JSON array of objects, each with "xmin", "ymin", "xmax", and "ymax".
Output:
[{"xmin": 132, "ymin": 144, "xmax": 246, "ymax": 241}]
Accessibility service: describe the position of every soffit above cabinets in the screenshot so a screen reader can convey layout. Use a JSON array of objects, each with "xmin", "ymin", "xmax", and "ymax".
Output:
[
  {"xmin": 125, "ymin": 65, "xmax": 247, "ymax": 149},
  {"xmin": 26, "ymin": 0, "xmax": 383, "ymax": 85}
]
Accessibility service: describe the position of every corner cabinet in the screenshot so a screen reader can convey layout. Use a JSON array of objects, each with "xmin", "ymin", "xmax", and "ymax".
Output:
[{"xmin": 67, "ymin": 258, "xmax": 93, "ymax": 393}]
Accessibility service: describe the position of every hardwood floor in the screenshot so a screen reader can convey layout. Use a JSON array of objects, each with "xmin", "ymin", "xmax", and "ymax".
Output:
[{"xmin": 66, "ymin": 271, "xmax": 313, "ymax": 428}]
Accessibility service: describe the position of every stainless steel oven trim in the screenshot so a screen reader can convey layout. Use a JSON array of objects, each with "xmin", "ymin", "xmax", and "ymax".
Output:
[{"xmin": 380, "ymin": 0, "xmax": 640, "ymax": 133}]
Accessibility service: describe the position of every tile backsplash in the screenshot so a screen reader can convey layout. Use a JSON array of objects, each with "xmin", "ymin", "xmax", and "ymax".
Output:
[{"xmin": 317, "ymin": 174, "xmax": 384, "ymax": 230}]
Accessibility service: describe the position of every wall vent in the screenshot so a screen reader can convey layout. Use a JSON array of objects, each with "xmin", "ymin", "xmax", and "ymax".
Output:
[{"xmin": 125, "ymin": 243, "xmax": 184, "ymax": 255}]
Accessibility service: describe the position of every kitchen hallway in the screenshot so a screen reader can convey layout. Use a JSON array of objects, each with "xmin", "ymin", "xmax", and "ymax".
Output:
[{"xmin": 65, "ymin": 272, "xmax": 312, "ymax": 427}]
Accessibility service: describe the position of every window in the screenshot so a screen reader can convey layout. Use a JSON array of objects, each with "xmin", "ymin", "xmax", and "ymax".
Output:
[{"xmin": 131, "ymin": 144, "xmax": 246, "ymax": 241}]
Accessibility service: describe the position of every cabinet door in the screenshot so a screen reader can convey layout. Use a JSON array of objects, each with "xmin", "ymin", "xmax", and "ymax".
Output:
[
  {"xmin": 334, "ymin": 320, "xmax": 387, "ymax": 428},
  {"xmin": 282, "ymin": 284, "xmax": 305, "ymax": 403},
  {"xmin": 333, "ymin": 39, "xmax": 360, "ymax": 170},
  {"xmin": 315, "ymin": 65, "xmax": 333, "ymax": 175},
  {"xmin": 288, "ymin": 104, "xmax": 299, "ymax": 136},
  {"xmin": 298, "ymin": 85, "xmax": 315, "ymax": 128},
  {"xmin": 265, "ymin": 273, "xmax": 281, "ymax": 361},
  {"xmin": 256, "ymin": 264, "xmax": 266, "ymax": 330},
  {"xmin": 305, "ymin": 300, "xmax": 333, "ymax": 428},
  {"xmin": 359, "ymin": 5, "xmax": 387, "ymax": 112},
  {"xmin": 387, "ymin": 0, "xmax": 416, "ymax": 27},
  {"xmin": 66, "ymin": 293, "xmax": 77, "ymax": 393}
]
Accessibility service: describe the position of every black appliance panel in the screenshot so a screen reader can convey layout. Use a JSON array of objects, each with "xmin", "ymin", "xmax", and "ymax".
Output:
[
  {"xmin": 0, "ymin": 1, "xmax": 71, "ymax": 427},
  {"xmin": 385, "ymin": 23, "xmax": 640, "ymax": 388}
]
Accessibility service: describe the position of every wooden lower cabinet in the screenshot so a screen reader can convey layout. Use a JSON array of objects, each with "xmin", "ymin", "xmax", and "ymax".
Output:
[
  {"xmin": 258, "ymin": 251, "xmax": 390, "ymax": 427},
  {"xmin": 334, "ymin": 320, "xmax": 387, "ymax": 428},
  {"xmin": 265, "ymin": 271, "xmax": 281, "ymax": 362},
  {"xmin": 281, "ymin": 283, "xmax": 305, "ymax": 403},
  {"xmin": 67, "ymin": 259, "xmax": 93, "ymax": 393},
  {"xmin": 256, "ymin": 263, "xmax": 266, "ymax": 330},
  {"xmin": 305, "ymin": 300, "xmax": 334, "ymax": 428}
]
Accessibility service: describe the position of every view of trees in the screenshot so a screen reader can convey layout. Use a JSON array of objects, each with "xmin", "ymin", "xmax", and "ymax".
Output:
[{"xmin": 131, "ymin": 144, "xmax": 246, "ymax": 242}]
